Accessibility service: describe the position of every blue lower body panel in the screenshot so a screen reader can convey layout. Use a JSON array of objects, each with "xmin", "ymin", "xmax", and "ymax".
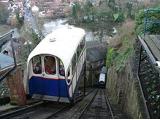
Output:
[{"xmin": 29, "ymin": 76, "xmax": 68, "ymax": 97}]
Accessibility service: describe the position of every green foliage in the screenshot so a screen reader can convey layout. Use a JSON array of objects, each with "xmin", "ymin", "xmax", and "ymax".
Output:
[
  {"xmin": 82, "ymin": 1, "xmax": 95, "ymax": 22},
  {"xmin": 115, "ymin": 36, "xmax": 133, "ymax": 72},
  {"xmin": 115, "ymin": 47, "xmax": 132, "ymax": 72},
  {"xmin": 31, "ymin": 32, "xmax": 41, "ymax": 48},
  {"xmin": 106, "ymin": 47, "xmax": 117, "ymax": 68},
  {"xmin": 16, "ymin": 12, "xmax": 24, "ymax": 28},
  {"xmin": 19, "ymin": 31, "xmax": 41, "ymax": 65},
  {"xmin": 19, "ymin": 45, "xmax": 30, "ymax": 64},
  {"xmin": 0, "ymin": 5, "xmax": 9, "ymax": 24},
  {"xmin": 126, "ymin": 2, "xmax": 134, "ymax": 19},
  {"xmin": 106, "ymin": 47, "xmax": 132, "ymax": 72},
  {"xmin": 113, "ymin": 13, "xmax": 119, "ymax": 21},
  {"xmin": 106, "ymin": 37, "xmax": 133, "ymax": 72},
  {"xmin": 71, "ymin": 1, "xmax": 96, "ymax": 23},
  {"xmin": 108, "ymin": 0, "xmax": 116, "ymax": 11},
  {"xmin": 135, "ymin": 7, "xmax": 160, "ymax": 35},
  {"xmin": 113, "ymin": 12, "xmax": 124, "ymax": 22},
  {"xmin": 71, "ymin": 2, "xmax": 81, "ymax": 20}
]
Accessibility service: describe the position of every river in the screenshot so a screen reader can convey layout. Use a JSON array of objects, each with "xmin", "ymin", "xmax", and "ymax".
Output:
[{"xmin": 41, "ymin": 18, "xmax": 116, "ymax": 42}]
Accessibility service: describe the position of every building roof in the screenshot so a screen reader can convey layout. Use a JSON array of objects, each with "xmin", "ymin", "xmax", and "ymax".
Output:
[
  {"xmin": 0, "ymin": 53, "xmax": 14, "ymax": 69},
  {"xmin": 27, "ymin": 25, "xmax": 85, "ymax": 73}
]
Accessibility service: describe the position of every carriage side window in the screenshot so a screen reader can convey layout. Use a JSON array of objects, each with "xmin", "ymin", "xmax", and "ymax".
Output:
[
  {"xmin": 67, "ymin": 70, "xmax": 70, "ymax": 77},
  {"xmin": 80, "ymin": 38, "xmax": 85, "ymax": 50},
  {"xmin": 72, "ymin": 54, "xmax": 76, "ymax": 74},
  {"xmin": 32, "ymin": 55, "xmax": 42, "ymax": 74},
  {"xmin": 59, "ymin": 60, "xmax": 65, "ymax": 76},
  {"xmin": 44, "ymin": 56, "xmax": 56, "ymax": 75},
  {"xmin": 77, "ymin": 45, "xmax": 81, "ymax": 59},
  {"xmin": 77, "ymin": 39, "xmax": 85, "ymax": 60}
]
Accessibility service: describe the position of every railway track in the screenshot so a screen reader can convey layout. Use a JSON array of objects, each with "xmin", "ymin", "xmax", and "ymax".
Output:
[
  {"xmin": 0, "ymin": 101, "xmax": 43, "ymax": 119},
  {"xmin": 0, "ymin": 101, "xmax": 68, "ymax": 119},
  {"xmin": 0, "ymin": 88, "xmax": 114, "ymax": 119},
  {"xmin": 0, "ymin": 89, "xmax": 93, "ymax": 119},
  {"xmin": 79, "ymin": 89, "xmax": 114, "ymax": 119},
  {"xmin": 54, "ymin": 89, "xmax": 114, "ymax": 119}
]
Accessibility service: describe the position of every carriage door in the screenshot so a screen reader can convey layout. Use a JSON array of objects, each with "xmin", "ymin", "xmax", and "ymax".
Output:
[
  {"xmin": 30, "ymin": 55, "xmax": 43, "ymax": 95},
  {"xmin": 58, "ymin": 60, "xmax": 68, "ymax": 97},
  {"xmin": 43, "ymin": 56, "xmax": 58, "ymax": 96}
]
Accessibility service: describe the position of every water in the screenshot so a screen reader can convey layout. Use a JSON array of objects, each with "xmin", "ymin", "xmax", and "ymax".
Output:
[
  {"xmin": 42, "ymin": 19, "xmax": 68, "ymax": 36},
  {"xmin": 41, "ymin": 18, "xmax": 117, "ymax": 43}
]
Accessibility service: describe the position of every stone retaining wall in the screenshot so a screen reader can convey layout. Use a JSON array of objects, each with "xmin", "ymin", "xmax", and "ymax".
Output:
[
  {"xmin": 106, "ymin": 56, "xmax": 149, "ymax": 118},
  {"xmin": 6, "ymin": 67, "xmax": 26, "ymax": 105}
]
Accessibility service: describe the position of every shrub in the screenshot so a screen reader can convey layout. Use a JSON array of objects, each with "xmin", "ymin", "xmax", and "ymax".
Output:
[{"xmin": 135, "ymin": 7, "xmax": 160, "ymax": 35}]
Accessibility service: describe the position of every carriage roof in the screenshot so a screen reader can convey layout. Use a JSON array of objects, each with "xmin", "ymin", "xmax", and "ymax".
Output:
[{"xmin": 27, "ymin": 26, "xmax": 85, "ymax": 73}]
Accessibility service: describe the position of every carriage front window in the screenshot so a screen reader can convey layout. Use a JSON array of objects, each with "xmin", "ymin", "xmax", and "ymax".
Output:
[
  {"xmin": 44, "ymin": 56, "xmax": 56, "ymax": 75},
  {"xmin": 32, "ymin": 55, "xmax": 42, "ymax": 74}
]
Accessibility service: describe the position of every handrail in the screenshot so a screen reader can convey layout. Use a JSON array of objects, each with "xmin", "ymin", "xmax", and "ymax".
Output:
[
  {"xmin": 0, "ymin": 63, "xmax": 22, "ymax": 73},
  {"xmin": 0, "ymin": 30, "xmax": 13, "ymax": 40},
  {"xmin": 0, "ymin": 30, "xmax": 14, "ymax": 47},
  {"xmin": 0, "ymin": 63, "xmax": 22, "ymax": 83},
  {"xmin": 136, "ymin": 75, "xmax": 150, "ymax": 119},
  {"xmin": 136, "ymin": 38, "xmax": 150, "ymax": 118},
  {"xmin": 0, "ymin": 30, "xmax": 18, "ymax": 82}
]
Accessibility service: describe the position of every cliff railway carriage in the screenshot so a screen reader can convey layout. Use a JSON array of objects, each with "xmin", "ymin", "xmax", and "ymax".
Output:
[
  {"xmin": 98, "ymin": 66, "xmax": 107, "ymax": 88},
  {"xmin": 26, "ymin": 26, "xmax": 86, "ymax": 103}
]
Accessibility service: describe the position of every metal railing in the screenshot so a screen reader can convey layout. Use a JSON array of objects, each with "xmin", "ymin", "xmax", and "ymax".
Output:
[
  {"xmin": 0, "ymin": 30, "xmax": 14, "ymax": 48},
  {"xmin": 0, "ymin": 30, "xmax": 17, "ymax": 82}
]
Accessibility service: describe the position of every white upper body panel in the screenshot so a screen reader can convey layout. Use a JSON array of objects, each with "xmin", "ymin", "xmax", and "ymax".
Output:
[
  {"xmin": 99, "ymin": 73, "xmax": 105, "ymax": 82},
  {"xmin": 27, "ymin": 26, "xmax": 85, "ymax": 73}
]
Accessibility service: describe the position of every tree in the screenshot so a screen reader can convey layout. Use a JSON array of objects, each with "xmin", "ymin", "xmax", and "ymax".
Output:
[
  {"xmin": 108, "ymin": 0, "xmax": 116, "ymax": 11},
  {"xmin": 16, "ymin": 11, "xmax": 24, "ymax": 28},
  {"xmin": 0, "ymin": 4, "xmax": 9, "ymax": 24},
  {"xmin": 126, "ymin": 2, "xmax": 133, "ymax": 18},
  {"xmin": 71, "ymin": 2, "xmax": 81, "ymax": 23}
]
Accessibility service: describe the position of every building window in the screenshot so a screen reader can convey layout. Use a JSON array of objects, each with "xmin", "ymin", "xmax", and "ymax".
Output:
[
  {"xmin": 44, "ymin": 56, "xmax": 56, "ymax": 75},
  {"xmin": 32, "ymin": 55, "xmax": 42, "ymax": 74}
]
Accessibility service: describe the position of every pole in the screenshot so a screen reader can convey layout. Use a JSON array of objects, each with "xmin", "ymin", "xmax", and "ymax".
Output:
[
  {"xmin": 10, "ymin": 30, "xmax": 17, "ymax": 67},
  {"xmin": 84, "ymin": 62, "xmax": 86, "ymax": 96}
]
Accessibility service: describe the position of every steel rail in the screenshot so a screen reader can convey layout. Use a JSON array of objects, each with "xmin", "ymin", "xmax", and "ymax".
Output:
[
  {"xmin": 78, "ymin": 89, "xmax": 98, "ymax": 118},
  {"xmin": 46, "ymin": 105, "xmax": 69, "ymax": 119},
  {"xmin": 0, "ymin": 101, "xmax": 43, "ymax": 119},
  {"xmin": 136, "ymin": 75, "xmax": 150, "ymax": 119},
  {"xmin": 103, "ymin": 89, "xmax": 114, "ymax": 119},
  {"xmin": 79, "ymin": 90, "xmax": 98, "ymax": 119}
]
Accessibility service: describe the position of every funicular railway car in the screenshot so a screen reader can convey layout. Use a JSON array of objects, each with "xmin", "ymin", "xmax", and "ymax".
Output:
[
  {"xmin": 26, "ymin": 26, "xmax": 86, "ymax": 103},
  {"xmin": 98, "ymin": 66, "xmax": 107, "ymax": 88}
]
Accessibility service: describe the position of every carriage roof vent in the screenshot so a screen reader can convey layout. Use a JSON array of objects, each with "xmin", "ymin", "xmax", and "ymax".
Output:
[{"xmin": 50, "ymin": 38, "xmax": 56, "ymax": 42}]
